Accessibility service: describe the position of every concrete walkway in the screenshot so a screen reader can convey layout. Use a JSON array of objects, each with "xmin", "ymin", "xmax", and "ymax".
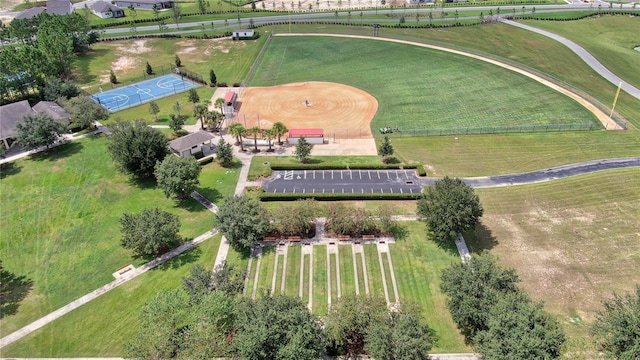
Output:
[{"xmin": 501, "ymin": 19, "xmax": 640, "ymax": 101}]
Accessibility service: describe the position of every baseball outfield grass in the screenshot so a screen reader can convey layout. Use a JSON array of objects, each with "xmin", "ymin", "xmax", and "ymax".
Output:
[
  {"xmin": 0, "ymin": 135, "xmax": 239, "ymax": 339},
  {"xmin": 249, "ymin": 36, "xmax": 598, "ymax": 131}
]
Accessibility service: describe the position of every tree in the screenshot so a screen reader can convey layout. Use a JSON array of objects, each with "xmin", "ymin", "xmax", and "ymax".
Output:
[
  {"xmin": 171, "ymin": 2, "xmax": 182, "ymax": 28},
  {"xmin": 366, "ymin": 302, "xmax": 437, "ymax": 360},
  {"xmin": 188, "ymin": 88, "xmax": 200, "ymax": 104},
  {"xmin": 65, "ymin": 95, "xmax": 109, "ymax": 129},
  {"xmin": 41, "ymin": 77, "xmax": 80, "ymax": 101},
  {"xmin": 145, "ymin": 61, "xmax": 153, "ymax": 75},
  {"xmin": 591, "ymin": 285, "xmax": 640, "ymax": 359},
  {"xmin": 214, "ymin": 97, "xmax": 225, "ymax": 115},
  {"xmin": 474, "ymin": 292, "xmax": 565, "ymax": 359},
  {"xmin": 110, "ymin": 69, "xmax": 117, "ymax": 84},
  {"xmin": 120, "ymin": 208, "xmax": 181, "ymax": 256},
  {"xmin": 183, "ymin": 262, "xmax": 246, "ymax": 302},
  {"xmin": 378, "ymin": 135, "xmax": 394, "ymax": 163},
  {"xmin": 169, "ymin": 114, "xmax": 186, "ymax": 132},
  {"xmin": 37, "ymin": 20, "xmax": 74, "ymax": 78},
  {"xmin": 325, "ymin": 295, "xmax": 388, "ymax": 356},
  {"xmin": 272, "ymin": 121, "xmax": 288, "ymax": 145},
  {"xmin": 271, "ymin": 199, "xmax": 317, "ymax": 237},
  {"xmin": 174, "ymin": 54, "xmax": 182, "ymax": 67},
  {"xmin": 16, "ymin": 113, "xmax": 67, "ymax": 151},
  {"xmin": 440, "ymin": 253, "xmax": 520, "ymax": 341},
  {"xmin": 233, "ymin": 295, "xmax": 324, "ymax": 360},
  {"xmin": 215, "ymin": 138, "xmax": 233, "ymax": 167},
  {"xmin": 148, "ymin": 100, "xmax": 160, "ymax": 121},
  {"xmin": 154, "ymin": 156, "xmax": 202, "ymax": 199},
  {"xmin": 205, "ymin": 110, "xmax": 223, "ymax": 131},
  {"xmin": 193, "ymin": 103, "xmax": 208, "ymax": 130},
  {"xmin": 228, "ymin": 123, "xmax": 246, "ymax": 151},
  {"xmin": 248, "ymin": 126, "xmax": 261, "ymax": 153},
  {"xmin": 126, "ymin": 289, "xmax": 189, "ymax": 359},
  {"xmin": 209, "ymin": 69, "xmax": 217, "ymax": 86},
  {"xmin": 417, "ymin": 176, "xmax": 483, "ymax": 243},
  {"xmin": 295, "ymin": 136, "xmax": 313, "ymax": 163},
  {"xmin": 216, "ymin": 195, "xmax": 271, "ymax": 249},
  {"xmin": 262, "ymin": 128, "xmax": 275, "ymax": 152},
  {"xmin": 173, "ymin": 100, "xmax": 182, "ymax": 115},
  {"xmin": 107, "ymin": 119, "xmax": 168, "ymax": 178}
]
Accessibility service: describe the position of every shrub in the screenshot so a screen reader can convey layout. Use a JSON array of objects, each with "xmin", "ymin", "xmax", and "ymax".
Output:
[{"xmin": 417, "ymin": 165, "xmax": 427, "ymax": 177}]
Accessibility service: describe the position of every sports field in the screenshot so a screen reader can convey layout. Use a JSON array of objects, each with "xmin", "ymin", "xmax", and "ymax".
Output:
[{"xmin": 249, "ymin": 36, "xmax": 599, "ymax": 132}]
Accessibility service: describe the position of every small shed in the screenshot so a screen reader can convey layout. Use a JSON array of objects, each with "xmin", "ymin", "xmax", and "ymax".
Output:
[
  {"xmin": 232, "ymin": 29, "xmax": 255, "ymax": 40},
  {"xmin": 0, "ymin": 100, "xmax": 33, "ymax": 150},
  {"xmin": 32, "ymin": 101, "xmax": 71, "ymax": 124},
  {"xmin": 223, "ymin": 91, "xmax": 237, "ymax": 114},
  {"xmin": 288, "ymin": 128, "xmax": 324, "ymax": 145},
  {"xmin": 169, "ymin": 131, "xmax": 215, "ymax": 157}
]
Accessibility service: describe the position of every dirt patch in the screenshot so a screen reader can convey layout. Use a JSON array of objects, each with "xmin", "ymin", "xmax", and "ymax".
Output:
[
  {"xmin": 179, "ymin": 47, "xmax": 197, "ymax": 54},
  {"xmin": 235, "ymin": 82, "xmax": 377, "ymax": 138},
  {"xmin": 112, "ymin": 56, "xmax": 138, "ymax": 72},
  {"xmin": 117, "ymin": 39, "xmax": 152, "ymax": 54}
]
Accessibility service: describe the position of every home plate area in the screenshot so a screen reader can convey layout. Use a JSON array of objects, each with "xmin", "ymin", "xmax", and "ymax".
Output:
[{"xmin": 262, "ymin": 169, "xmax": 425, "ymax": 194}]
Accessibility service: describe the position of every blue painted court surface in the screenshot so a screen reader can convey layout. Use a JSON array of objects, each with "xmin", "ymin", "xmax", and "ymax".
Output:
[{"xmin": 91, "ymin": 74, "xmax": 197, "ymax": 111}]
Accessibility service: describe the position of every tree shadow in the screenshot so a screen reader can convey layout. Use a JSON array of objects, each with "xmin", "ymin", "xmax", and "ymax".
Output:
[
  {"xmin": 230, "ymin": 242, "xmax": 252, "ymax": 260},
  {"xmin": 156, "ymin": 243, "xmax": 202, "ymax": 271},
  {"xmin": 390, "ymin": 222, "xmax": 408, "ymax": 241},
  {"xmin": 0, "ymin": 162, "xmax": 22, "ymax": 179},
  {"xmin": 127, "ymin": 176, "xmax": 157, "ymax": 190},
  {"xmin": 177, "ymin": 197, "xmax": 208, "ymax": 213},
  {"xmin": 74, "ymin": 48, "xmax": 110, "ymax": 85},
  {"xmin": 0, "ymin": 266, "xmax": 34, "ymax": 319},
  {"xmin": 463, "ymin": 222, "xmax": 498, "ymax": 254},
  {"xmin": 29, "ymin": 141, "xmax": 84, "ymax": 162}
]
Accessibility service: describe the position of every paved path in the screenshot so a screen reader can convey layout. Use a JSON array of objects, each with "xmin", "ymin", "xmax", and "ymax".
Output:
[
  {"xmin": 0, "ymin": 229, "xmax": 218, "ymax": 348},
  {"xmin": 501, "ymin": 19, "xmax": 640, "ymax": 101}
]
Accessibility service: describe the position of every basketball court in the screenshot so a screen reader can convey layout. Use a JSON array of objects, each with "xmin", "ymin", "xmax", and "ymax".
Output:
[{"xmin": 91, "ymin": 74, "xmax": 197, "ymax": 112}]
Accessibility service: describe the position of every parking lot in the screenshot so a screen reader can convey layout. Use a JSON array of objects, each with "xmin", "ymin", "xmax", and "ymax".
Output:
[{"xmin": 261, "ymin": 169, "xmax": 427, "ymax": 194}]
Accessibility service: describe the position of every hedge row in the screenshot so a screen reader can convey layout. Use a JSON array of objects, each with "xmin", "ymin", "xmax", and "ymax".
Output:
[
  {"xmin": 91, "ymin": 9, "xmax": 269, "ymax": 29},
  {"xmin": 259, "ymin": 192, "xmax": 422, "ymax": 201},
  {"xmin": 512, "ymin": 11, "xmax": 638, "ymax": 21},
  {"xmin": 417, "ymin": 164, "xmax": 426, "ymax": 177},
  {"xmin": 269, "ymin": 163, "xmax": 418, "ymax": 171}
]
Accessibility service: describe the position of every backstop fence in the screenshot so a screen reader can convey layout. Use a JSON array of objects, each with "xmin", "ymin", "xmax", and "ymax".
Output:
[{"xmin": 372, "ymin": 122, "xmax": 596, "ymax": 138}]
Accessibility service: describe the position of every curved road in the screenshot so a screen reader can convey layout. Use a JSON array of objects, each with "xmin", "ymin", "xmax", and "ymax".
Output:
[{"xmin": 500, "ymin": 19, "xmax": 640, "ymax": 100}]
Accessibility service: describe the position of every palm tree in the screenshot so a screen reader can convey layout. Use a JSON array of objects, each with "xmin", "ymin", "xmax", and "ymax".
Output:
[
  {"xmin": 214, "ymin": 97, "xmax": 225, "ymax": 115},
  {"xmin": 248, "ymin": 126, "xmax": 261, "ymax": 153},
  {"xmin": 229, "ymin": 123, "xmax": 246, "ymax": 150},
  {"xmin": 272, "ymin": 122, "xmax": 288, "ymax": 145},
  {"xmin": 193, "ymin": 103, "xmax": 208, "ymax": 130},
  {"xmin": 205, "ymin": 110, "xmax": 223, "ymax": 132},
  {"xmin": 263, "ymin": 128, "xmax": 275, "ymax": 152}
]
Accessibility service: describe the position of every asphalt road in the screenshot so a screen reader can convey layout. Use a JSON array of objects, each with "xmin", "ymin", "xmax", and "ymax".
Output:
[{"xmin": 262, "ymin": 158, "xmax": 640, "ymax": 193}]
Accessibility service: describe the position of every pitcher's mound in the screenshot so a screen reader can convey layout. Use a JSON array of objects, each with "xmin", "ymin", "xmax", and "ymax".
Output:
[{"xmin": 235, "ymin": 82, "xmax": 377, "ymax": 138}]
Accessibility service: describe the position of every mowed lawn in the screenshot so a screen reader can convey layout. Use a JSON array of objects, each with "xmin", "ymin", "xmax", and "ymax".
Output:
[
  {"xmin": 249, "ymin": 36, "xmax": 598, "ymax": 131},
  {"xmin": 0, "ymin": 135, "xmax": 239, "ymax": 337},
  {"xmin": 390, "ymin": 130, "xmax": 640, "ymax": 176},
  {"xmin": 466, "ymin": 168, "xmax": 640, "ymax": 349},
  {"xmin": 522, "ymin": 16, "xmax": 640, "ymax": 89},
  {"xmin": 1, "ymin": 235, "xmax": 223, "ymax": 357},
  {"xmin": 243, "ymin": 223, "xmax": 468, "ymax": 353}
]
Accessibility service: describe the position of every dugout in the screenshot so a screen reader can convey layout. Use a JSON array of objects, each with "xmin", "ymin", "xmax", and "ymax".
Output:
[
  {"xmin": 288, "ymin": 129, "xmax": 324, "ymax": 145},
  {"xmin": 224, "ymin": 91, "xmax": 237, "ymax": 115}
]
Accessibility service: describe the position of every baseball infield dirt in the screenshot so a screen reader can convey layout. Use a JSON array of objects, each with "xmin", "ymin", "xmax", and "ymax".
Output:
[{"xmin": 234, "ymin": 82, "xmax": 378, "ymax": 138}]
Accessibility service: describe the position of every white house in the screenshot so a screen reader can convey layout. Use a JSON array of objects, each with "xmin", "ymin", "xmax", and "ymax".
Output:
[
  {"xmin": 115, "ymin": 0, "xmax": 173, "ymax": 10},
  {"xmin": 90, "ymin": 1, "xmax": 125, "ymax": 18},
  {"xmin": 232, "ymin": 29, "xmax": 255, "ymax": 39}
]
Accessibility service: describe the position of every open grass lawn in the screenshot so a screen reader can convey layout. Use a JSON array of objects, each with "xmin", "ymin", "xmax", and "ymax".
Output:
[
  {"xmin": 312, "ymin": 247, "xmax": 328, "ymax": 315},
  {"xmin": 464, "ymin": 169, "xmax": 640, "ymax": 351},
  {"xmin": 261, "ymin": 21, "xmax": 640, "ymax": 128},
  {"xmin": 250, "ymin": 36, "xmax": 597, "ymax": 131},
  {"xmin": 390, "ymin": 221, "xmax": 469, "ymax": 353},
  {"xmin": 262, "ymin": 199, "xmax": 417, "ymax": 215},
  {"xmin": 522, "ymin": 16, "xmax": 640, "ymax": 89},
  {"xmin": 391, "ymin": 130, "xmax": 640, "ymax": 176},
  {"xmin": 0, "ymin": 135, "xmax": 238, "ymax": 338},
  {"xmin": 74, "ymin": 35, "xmax": 267, "ymax": 89},
  {"xmin": 284, "ymin": 245, "xmax": 301, "ymax": 297},
  {"xmin": 339, "ymin": 245, "xmax": 356, "ymax": 296},
  {"xmin": 105, "ymin": 86, "xmax": 215, "ymax": 125},
  {"xmin": 1, "ymin": 235, "xmax": 222, "ymax": 357}
]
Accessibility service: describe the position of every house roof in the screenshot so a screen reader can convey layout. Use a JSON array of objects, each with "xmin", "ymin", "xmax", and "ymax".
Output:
[
  {"xmin": 169, "ymin": 131, "xmax": 215, "ymax": 152},
  {"xmin": 289, "ymin": 128, "xmax": 324, "ymax": 137},
  {"xmin": 234, "ymin": 29, "xmax": 255, "ymax": 33},
  {"xmin": 15, "ymin": 6, "xmax": 45, "ymax": 19},
  {"xmin": 32, "ymin": 101, "xmax": 71, "ymax": 120},
  {"xmin": 116, "ymin": 0, "xmax": 173, "ymax": 4},
  {"xmin": 47, "ymin": 0, "xmax": 72, "ymax": 15},
  {"xmin": 0, "ymin": 100, "xmax": 33, "ymax": 140},
  {"xmin": 90, "ymin": 1, "xmax": 124, "ymax": 12}
]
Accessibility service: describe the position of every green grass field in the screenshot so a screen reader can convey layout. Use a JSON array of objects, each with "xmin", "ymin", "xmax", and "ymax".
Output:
[
  {"xmin": 390, "ymin": 130, "xmax": 640, "ymax": 176},
  {"xmin": 249, "ymin": 36, "xmax": 597, "ymax": 131},
  {"xmin": 0, "ymin": 135, "xmax": 239, "ymax": 337},
  {"xmin": 1, "ymin": 235, "xmax": 223, "ymax": 357},
  {"xmin": 522, "ymin": 16, "xmax": 640, "ymax": 90},
  {"xmin": 248, "ymin": 155, "xmax": 384, "ymax": 180},
  {"xmin": 465, "ymin": 169, "xmax": 640, "ymax": 350}
]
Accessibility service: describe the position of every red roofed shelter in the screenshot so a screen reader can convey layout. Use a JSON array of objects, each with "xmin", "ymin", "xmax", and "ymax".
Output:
[{"xmin": 288, "ymin": 128, "xmax": 324, "ymax": 145}]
